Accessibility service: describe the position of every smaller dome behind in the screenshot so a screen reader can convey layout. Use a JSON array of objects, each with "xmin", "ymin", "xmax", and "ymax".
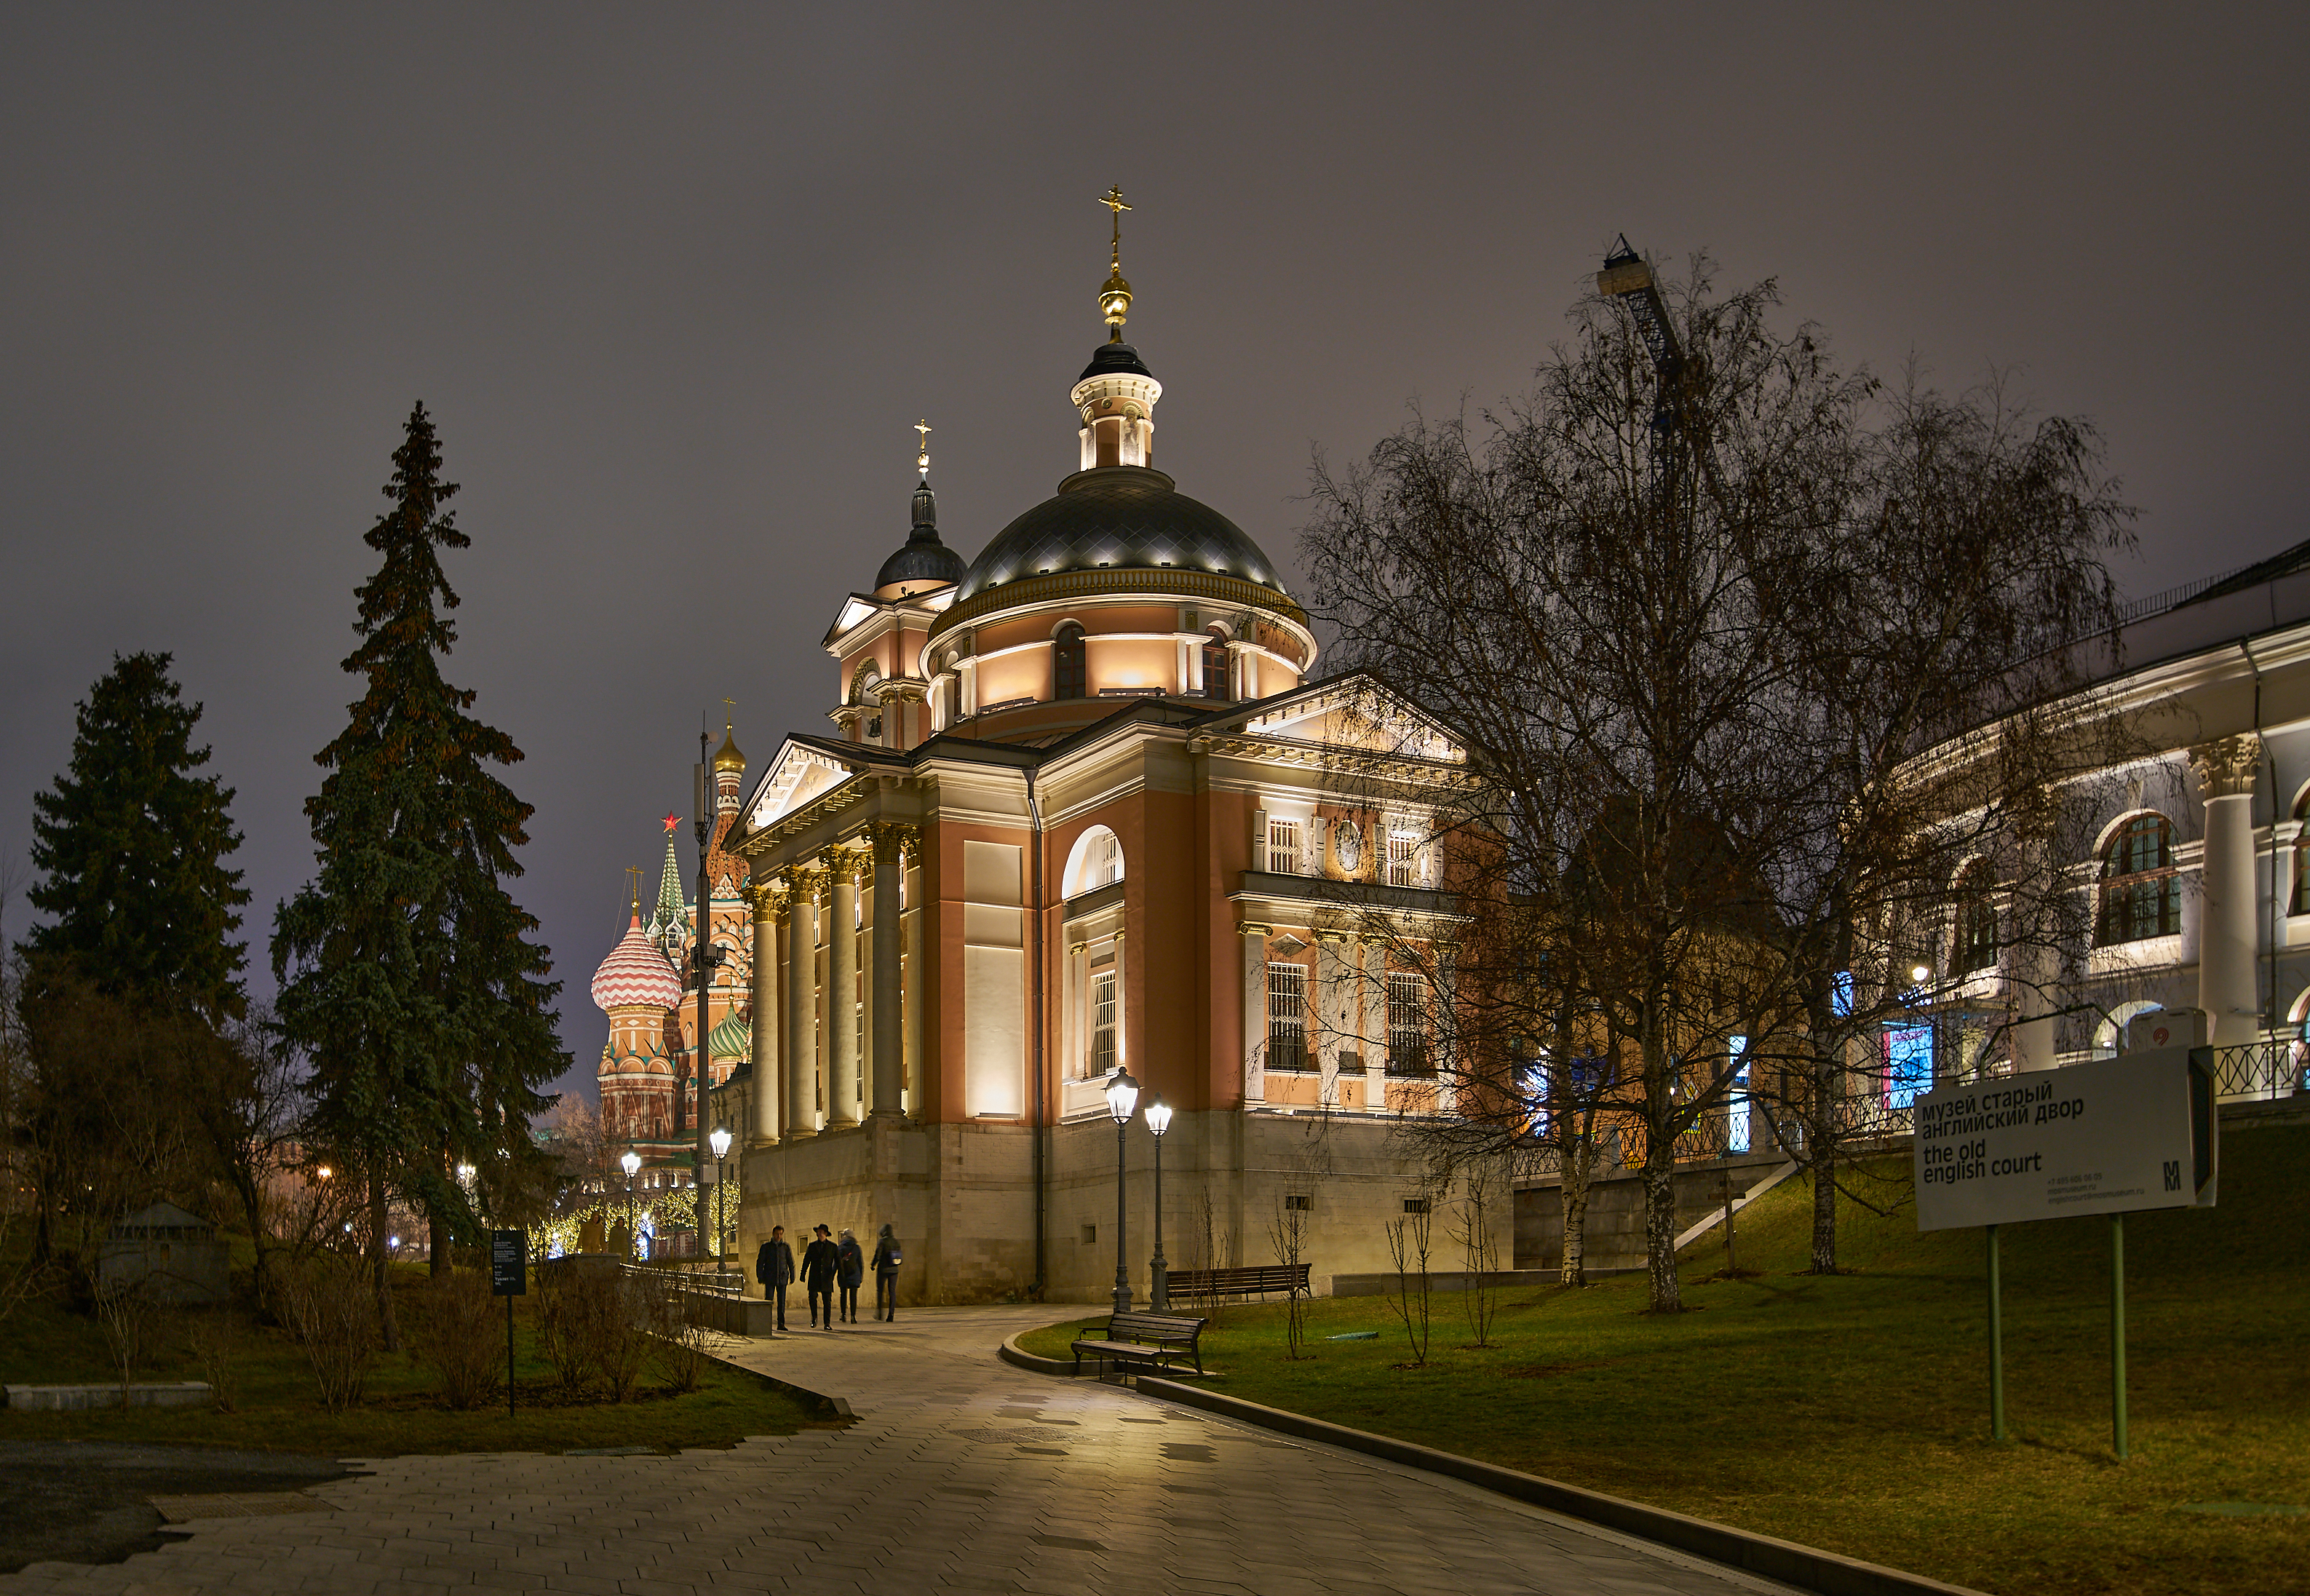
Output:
[
  {"xmin": 592, "ymin": 915, "xmax": 684, "ymax": 1012},
  {"xmin": 874, "ymin": 480, "xmax": 967, "ymax": 597},
  {"xmin": 707, "ymin": 1009, "xmax": 752, "ymax": 1060}
]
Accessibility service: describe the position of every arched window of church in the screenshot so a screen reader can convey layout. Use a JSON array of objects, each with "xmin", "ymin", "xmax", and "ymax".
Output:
[
  {"xmin": 1202, "ymin": 627, "xmax": 1231, "ymax": 701},
  {"xmin": 1053, "ymin": 623, "xmax": 1087, "ymax": 700},
  {"xmin": 2097, "ymin": 814, "xmax": 2179, "ymax": 944},
  {"xmin": 1953, "ymin": 860, "xmax": 1997, "ymax": 973}
]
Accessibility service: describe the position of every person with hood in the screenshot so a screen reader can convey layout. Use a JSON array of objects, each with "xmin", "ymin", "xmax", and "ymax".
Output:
[
  {"xmin": 800, "ymin": 1224, "xmax": 841, "ymax": 1329},
  {"xmin": 835, "ymin": 1227, "xmax": 865, "ymax": 1324},
  {"xmin": 871, "ymin": 1223, "xmax": 902, "ymax": 1322},
  {"xmin": 753, "ymin": 1224, "xmax": 794, "ymax": 1333}
]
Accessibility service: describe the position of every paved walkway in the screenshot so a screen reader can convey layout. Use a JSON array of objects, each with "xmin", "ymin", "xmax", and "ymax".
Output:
[{"xmin": 0, "ymin": 1306, "xmax": 1801, "ymax": 1595}]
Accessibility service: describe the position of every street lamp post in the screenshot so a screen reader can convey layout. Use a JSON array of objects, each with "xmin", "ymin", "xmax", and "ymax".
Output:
[
  {"xmin": 1143, "ymin": 1094, "xmax": 1172, "ymax": 1312},
  {"xmin": 709, "ymin": 1124, "xmax": 733, "ymax": 1290},
  {"xmin": 620, "ymin": 1146, "xmax": 641, "ymax": 1258},
  {"xmin": 1103, "ymin": 1068, "xmax": 1140, "ymax": 1317}
]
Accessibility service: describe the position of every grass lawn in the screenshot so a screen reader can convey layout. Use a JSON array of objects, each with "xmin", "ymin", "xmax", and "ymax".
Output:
[
  {"xmin": 0, "ymin": 1258, "xmax": 815, "ymax": 1457},
  {"xmin": 1023, "ymin": 1124, "xmax": 2310, "ymax": 1596}
]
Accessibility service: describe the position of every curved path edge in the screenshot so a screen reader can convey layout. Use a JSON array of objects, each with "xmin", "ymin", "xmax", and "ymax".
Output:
[{"xmin": 1001, "ymin": 1333, "xmax": 1984, "ymax": 1596}]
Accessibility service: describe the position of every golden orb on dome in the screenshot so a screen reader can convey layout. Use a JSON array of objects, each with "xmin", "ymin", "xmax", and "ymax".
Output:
[{"xmin": 711, "ymin": 720, "xmax": 745, "ymax": 773}]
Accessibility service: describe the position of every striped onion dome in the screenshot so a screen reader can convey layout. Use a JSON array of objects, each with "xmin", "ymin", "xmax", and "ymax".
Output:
[
  {"xmin": 591, "ymin": 913, "xmax": 683, "ymax": 1012},
  {"xmin": 707, "ymin": 1009, "xmax": 751, "ymax": 1061}
]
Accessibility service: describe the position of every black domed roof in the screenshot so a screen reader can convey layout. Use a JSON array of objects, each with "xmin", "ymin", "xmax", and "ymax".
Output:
[
  {"xmin": 873, "ymin": 482, "xmax": 967, "ymax": 593},
  {"xmin": 956, "ymin": 467, "xmax": 1287, "ymax": 603},
  {"xmin": 1077, "ymin": 340, "xmax": 1155, "ymax": 383}
]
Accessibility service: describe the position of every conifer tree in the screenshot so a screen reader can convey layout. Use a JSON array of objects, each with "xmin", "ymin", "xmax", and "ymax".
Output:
[
  {"xmin": 274, "ymin": 403, "xmax": 565, "ymax": 1325},
  {"xmin": 24, "ymin": 651, "xmax": 248, "ymax": 1019}
]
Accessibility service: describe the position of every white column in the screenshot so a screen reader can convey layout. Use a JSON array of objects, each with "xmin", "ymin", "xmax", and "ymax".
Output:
[
  {"xmin": 2194, "ymin": 734, "xmax": 2264, "ymax": 1050},
  {"xmin": 902, "ymin": 847, "xmax": 924, "ymax": 1115},
  {"xmin": 747, "ymin": 886, "xmax": 779, "ymax": 1145},
  {"xmin": 784, "ymin": 870, "xmax": 818, "ymax": 1138},
  {"xmin": 1316, "ymin": 937, "xmax": 1343, "ymax": 1109},
  {"xmin": 828, "ymin": 852, "xmax": 862, "ymax": 1127},
  {"xmin": 869, "ymin": 827, "xmax": 905, "ymax": 1119},
  {"xmin": 1241, "ymin": 926, "xmax": 1268, "ymax": 1104}
]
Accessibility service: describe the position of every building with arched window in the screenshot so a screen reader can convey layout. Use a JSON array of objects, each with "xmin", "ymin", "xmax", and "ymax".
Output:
[
  {"xmin": 1912, "ymin": 536, "xmax": 2310, "ymax": 1102},
  {"xmin": 690, "ymin": 215, "xmax": 1480, "ymax": 1304}
]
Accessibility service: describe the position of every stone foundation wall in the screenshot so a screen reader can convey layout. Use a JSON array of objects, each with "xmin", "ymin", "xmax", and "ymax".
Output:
[{"xmin": 1514, "ymin": 1154, "xmax": 1790, "ymax": 1274}]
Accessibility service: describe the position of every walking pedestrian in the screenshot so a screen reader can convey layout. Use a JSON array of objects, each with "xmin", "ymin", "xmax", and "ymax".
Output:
[
  {"xmin": 836, "ymin": 1228, "xmax": 865, "ymax": 1324},
  {"xmin": 754, "ymin": 1225, "xmax": 795, "ymax": 1333},
  {"xmin": 801, "ymin": 1224, "xmax": 840, "ymax": 1329},
  {"xmin": 871, "ymin": 1223, "xmax": 902, "ymax": 1322}
]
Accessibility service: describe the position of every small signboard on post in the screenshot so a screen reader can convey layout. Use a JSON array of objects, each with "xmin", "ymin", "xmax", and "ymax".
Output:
[
  {"xmin": 489, "ymin": 1229, "xmax": 524, "ymax": 1418},
  {"xmin": 1912, "ymin": 1041, "xmax": 2217, "ymax": 1458}
]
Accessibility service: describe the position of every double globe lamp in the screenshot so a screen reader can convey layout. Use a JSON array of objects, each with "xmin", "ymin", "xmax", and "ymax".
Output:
[{"xmin": 1100, "ymin": 1068, "xmax": 1175, "ymax": 1315}]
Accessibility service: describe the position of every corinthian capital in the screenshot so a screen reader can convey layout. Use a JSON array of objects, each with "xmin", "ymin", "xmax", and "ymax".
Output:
[{"xmin": 2190, "ymin": 733, "xmax": 2263, "ymax": 800}]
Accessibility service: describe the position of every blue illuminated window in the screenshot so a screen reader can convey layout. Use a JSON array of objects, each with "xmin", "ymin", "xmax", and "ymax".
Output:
[
  {"xmin": 1886, "ymin": 1025, "xmax": 1933, "ymax": 1109},
  {"xmin": 1726, "ymin": 1036, "xmax": 1751, "ymax": 1153}
]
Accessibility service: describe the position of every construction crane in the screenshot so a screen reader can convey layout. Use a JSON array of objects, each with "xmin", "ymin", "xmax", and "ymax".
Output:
[{"xmin": 1597, "ymin": 236, "xmax": 1714, "ymax": 508}]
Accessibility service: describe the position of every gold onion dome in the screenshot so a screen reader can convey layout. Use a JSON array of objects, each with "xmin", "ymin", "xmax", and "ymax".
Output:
[{"xmin": 711, "ymin": 720, "xmax": 745, "ymax": 773}]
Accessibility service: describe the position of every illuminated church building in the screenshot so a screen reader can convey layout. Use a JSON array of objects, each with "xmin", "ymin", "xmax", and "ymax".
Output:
[{"xmin": 595, "ymin": 200, "xmax": 1483, "ymax": 1301}]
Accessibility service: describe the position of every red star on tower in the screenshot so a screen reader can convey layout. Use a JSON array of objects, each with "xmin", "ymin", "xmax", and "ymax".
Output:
[{"xmin": 662, "ymin": 812, "xmax": 681, "ymax": 833}]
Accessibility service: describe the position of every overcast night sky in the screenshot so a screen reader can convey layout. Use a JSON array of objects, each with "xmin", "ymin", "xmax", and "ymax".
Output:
[{"xmin": 4, "ymin": 5, "xmax": 2305, "ymax": 1101}]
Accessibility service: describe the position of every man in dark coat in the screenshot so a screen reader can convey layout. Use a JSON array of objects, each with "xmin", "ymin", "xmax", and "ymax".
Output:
[
  {"xmin": 836, "ymin": 1228, "xmax": 865, "ymax": 1324},
  {"xmin": 871, "ymin": 1223, "xmax": 902, "ymax": 1322},
  {"xmin": 754, "ymin": 1225, "xmax": 795, "ymax": 1333},
  {"xmin": 799, "ymin": 1223, "xmax": 841, "ymax": 1330}
]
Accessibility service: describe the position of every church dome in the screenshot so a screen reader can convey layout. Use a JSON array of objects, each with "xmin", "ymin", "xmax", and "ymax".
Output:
[
  {"xmin": 953, "ymin": 466, "xmax": 1287, "ymax": 605},
  {"xmin": 873, "ymin": 480, "xmax": 967, "ymax": 598},
  {"xmin": 707, "ymin": 1009, "xmax": 751, "ymax": 1060},
  {"xmin": 591, "ymin": 914, "xmax": 683, "ymax": 1012}
]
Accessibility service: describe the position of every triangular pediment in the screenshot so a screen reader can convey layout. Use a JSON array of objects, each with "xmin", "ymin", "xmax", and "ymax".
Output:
[
  {"xmin": 742, "ymin": 739, "xmax": 860, "ymax": 831},
  {"xmin": 1221, "ymin": 675, "xmax": 1464, "ymax": 763}
]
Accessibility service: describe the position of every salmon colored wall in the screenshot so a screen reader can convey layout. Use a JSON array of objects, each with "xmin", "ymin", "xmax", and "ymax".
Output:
[
  {"xmin": 1087, "ymin": 638, "xmax": 1175, "ymax": 694},
  {"xmin": 977, "ymin": 648, "xmax": 1049, "ymax": 707}
]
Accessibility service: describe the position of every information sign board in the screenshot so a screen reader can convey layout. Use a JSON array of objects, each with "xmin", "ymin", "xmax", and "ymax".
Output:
[
  {"xmin": 489, "ymin": 1229, "xmax": 527, "ymax": 1295},
  {"xmin": 1912, "ymin": 1047, "xmax": 2217, "ymax": 1231}
]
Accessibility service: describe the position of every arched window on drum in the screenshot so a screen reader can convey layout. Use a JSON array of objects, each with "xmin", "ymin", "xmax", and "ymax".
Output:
[
  {"xmin": 2097, "ymin": 814, "xmax": 2179, "ymax": 945},
  {"xmin": 1053, "ymin": 622, "xmax": 1087, "ymax": 702}
]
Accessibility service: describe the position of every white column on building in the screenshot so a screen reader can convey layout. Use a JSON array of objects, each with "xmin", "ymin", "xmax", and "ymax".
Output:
[
  {"xmin": 1316, "ymin": 934, "xmax": 1343, "ymax": 1109},
  {"xmin": 2193, "ymin": 733, "xmax": 2265, "ymax": 1049},
  {"xmin": 827, "ymin": 850, "xmax": 863, "ymax": 1127},
  {"xmin": 747, "ymin": 884, "xmax": 779, "ymax": 1146},
  {"xmin": 1434, "ymin": 942, "xmax": 1460, "ymax": 1116},
  {"xmin": 902, "ymin": 844, "xmax": 924, "ymax": 1113},
  {"xmin": 1241, "ymin": 924, "xmax": 1268, "ymax": 1104},
  {"xmin": 784, "ymin": 868, "xmax": 819, "ymax": 1138},
  {"xmin": 868, "ymin": 825, "xmax": 905, "ymax": 1119}
]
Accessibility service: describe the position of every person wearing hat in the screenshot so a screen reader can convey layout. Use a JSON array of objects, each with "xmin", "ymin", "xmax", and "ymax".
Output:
[
  {"xmin": 799, "ymin": 1224, "xmax": 841, "ymax": 1330},
  {"xmin": 835, "ymin": 1228, "xmax": 865, "ymax": 1324},
  {"xmin": 871, "ymin": 1223, "xmax": 902, "ymax": 1322}
]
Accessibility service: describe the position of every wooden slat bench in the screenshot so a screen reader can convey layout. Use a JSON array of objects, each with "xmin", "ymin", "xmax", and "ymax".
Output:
[
  {"xmin": 1071, "ymin": 1311, "xmax": 1207, "ymax": 1380},
  {"xmin": 1165, "ymin": 1263, "xmax": 1311, "ymax": 1301}
]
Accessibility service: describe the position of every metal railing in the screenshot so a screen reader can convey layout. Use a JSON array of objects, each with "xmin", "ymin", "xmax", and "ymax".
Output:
[{"xmin": 2211, "ymin": 1040, "xmax": 2310, "ymax": 1101}]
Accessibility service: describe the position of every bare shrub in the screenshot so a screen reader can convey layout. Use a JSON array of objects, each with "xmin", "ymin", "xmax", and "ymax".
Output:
[
  {"xmin": 92, "ymin": 1277, "xmax": 157, "ymax": 1403},
  {"xmin": 414, "ymin": 1269, "xmax": 504, "ymax": 1410},
  {"xmin": 645, "ymin": 1275, "xmax": 716, "ymax": 1394},
  {"xmin": 277, "ymin": 1252, "xmax": 380, "ymax": 1412},
  {"xmin": 186, "ymin": 1307, "xmax": 246, "ymax": 1412},
  {"xmin": 1384, "ymin": 1181, "xmax": 1437, "ymax": 1367},
  {"xmin": 1451, "ymin": 1162, "xmax": 1503, "ymax": 1348},
  {"xmin": 595, "ymin": 1269, "xmax": 654, "ymax": 1403},
  {"xmin": 1266, "ymin": 1191, "xmax": 1312, "ymax": 1360},
  {"xmin": 534, "ymin": 1262, "xmax": 604, "ymax": 1394}
]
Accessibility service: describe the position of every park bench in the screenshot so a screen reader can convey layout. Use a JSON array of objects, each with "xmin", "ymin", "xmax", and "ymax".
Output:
[
  {"xmin": 1164, "ymin": 1263, "xmax": 1311, "ymax": 1301},
  {"xmin": 1071, "ymin": 1311, "xmax": 1207, "ymax": 1381}
]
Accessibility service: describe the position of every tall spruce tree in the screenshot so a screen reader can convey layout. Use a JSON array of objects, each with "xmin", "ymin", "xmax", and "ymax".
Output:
[
  {"xmin": 274, "ymin": 403, "xmax": 565, "ymax": 1325},
  {"xmin": 25, "ymin": 652, "xmax": 249, "ymax": 1017}
]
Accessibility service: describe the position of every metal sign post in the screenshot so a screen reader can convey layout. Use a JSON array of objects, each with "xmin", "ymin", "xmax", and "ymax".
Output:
[
  {"xmin": 1986, "ymin": 1224, "xmax": 2004, "ymax": 1442},
  {"xmin": 490, "ymin": 1229, "xmax": 526, "ymax": 1419}
]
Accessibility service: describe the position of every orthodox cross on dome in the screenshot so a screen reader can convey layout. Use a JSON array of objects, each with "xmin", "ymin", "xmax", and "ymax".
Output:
[
  {"xmin": 1098, "ymin": 186, "xmax": 1133, "ymax": 339},
  {"xmin": 914, "ymin": 419, "xmax": 932, "ymax": 480}
]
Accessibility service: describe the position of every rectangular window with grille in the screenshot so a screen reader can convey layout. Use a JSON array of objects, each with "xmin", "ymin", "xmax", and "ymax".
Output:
[
  {"xmin": 1089, "ymin": 966, "xmax": 1119, "ymax": 1077},
  {"xmin": 1387, "ymin": 826, "xmax": 1421, "ymax": 886},
  {"xmin": 1401, "ymin": 1196, "xmax": 1429, "ymax": 1215},
  {"xmin": 1268, "ymin": 818, "xmax": 1301, "ymax": 876},
  {"xmin": 1386, "ymin": 971, "xmax": 1429, "ymax": 1076},
  {"xmin": 1285, "ymin": 1194, "xmax": 1313, "ymax": 1211},
  {"xmin": 1267, "ymin": 961, "xmax": 1308, "ymax": 1071}
]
